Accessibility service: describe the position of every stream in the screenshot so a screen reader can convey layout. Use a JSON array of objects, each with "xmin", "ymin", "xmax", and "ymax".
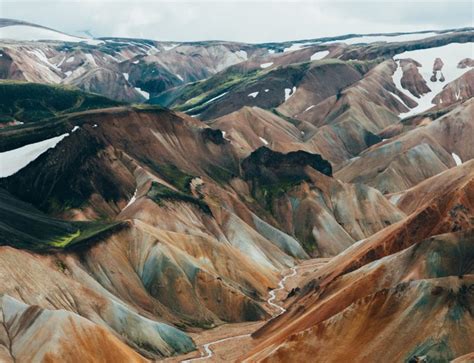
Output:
[{"xmin": 182, "ymin": 266, "xmax": 298, "ymax": 362}]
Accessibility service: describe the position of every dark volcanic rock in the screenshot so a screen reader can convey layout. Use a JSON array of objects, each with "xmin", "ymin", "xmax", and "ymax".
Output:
[
  {"xmin": 241, "ymin": 147, "xmax": 332, "ymax": 187},
  {"xmin": 201, "ymin": 127, "xmax": 226, "ymax": 144}
]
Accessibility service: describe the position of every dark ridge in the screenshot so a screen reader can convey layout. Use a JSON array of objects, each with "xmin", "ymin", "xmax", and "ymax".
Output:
[
  {"xmin": 201, "ymin": 127, "xmax": 226, "ymax": 145},
  {"xmin": 241, "ymin": 147, "xmax": 333, "ymax": 186}
]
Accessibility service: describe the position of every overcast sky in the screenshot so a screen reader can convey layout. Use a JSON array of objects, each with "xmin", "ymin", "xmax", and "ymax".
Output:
[{"xmin": 2, "ymin": 0, "xmax": 473, "ymax": 43}]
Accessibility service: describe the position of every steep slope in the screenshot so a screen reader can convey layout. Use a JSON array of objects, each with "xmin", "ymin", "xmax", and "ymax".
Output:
[
  {"xmin": 336, "ymin": 98, "xmax": 474, "ymax": 193},
  {"xmin": 237, "ymin": 148, "xmax": 405, "ymax": 256},
  {"xmin": 245, "ymin": 230, "xmax": 474, "ymax": 362},
  {"xmin": 244, "ymin": 160, "xmax": 474, "ymax": 362},
  {"xmin": 0, "ymin": 295, "xmax": 148, "ymax": 363},
  {"xmin": 209, "ymin": 107, "xmax": 311, "ymax": 158},
  {"xmin": 0, "ymin": 80, "xmax": 124, "ymax": 126},
  {"xmin": 157, "ymin": 58, "xmax": 371, "ymax": 121}
]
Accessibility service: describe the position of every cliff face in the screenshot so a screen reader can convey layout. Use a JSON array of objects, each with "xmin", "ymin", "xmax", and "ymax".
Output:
[{"xmin": 241, "ymin": 147, "xmax": 332, "ymax": 186}]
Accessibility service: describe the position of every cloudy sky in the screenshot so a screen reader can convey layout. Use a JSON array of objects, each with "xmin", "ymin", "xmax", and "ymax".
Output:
[{"xmin": 2, "ymin": 0, "xmax": 473, "ymax": 43}]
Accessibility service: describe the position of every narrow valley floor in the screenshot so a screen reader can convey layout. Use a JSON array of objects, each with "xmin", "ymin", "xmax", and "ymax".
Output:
[{"xmin": 163, "ymin": 258, "xmax": 330, "ymax": 363}]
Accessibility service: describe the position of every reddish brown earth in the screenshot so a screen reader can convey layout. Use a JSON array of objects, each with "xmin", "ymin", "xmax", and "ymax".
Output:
[{"xmin": 0, "ymin": 23, "xmax": 473, "ymax": 362}]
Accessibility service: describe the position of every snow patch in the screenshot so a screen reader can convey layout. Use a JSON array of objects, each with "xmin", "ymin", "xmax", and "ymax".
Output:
[
  {"xmin": 330, "ymin": 32, "xmax": 444, "ymax": 45},
  {"xmin": 284, "ymin": 87, "xmax": 296, "ymax": 101},
  {"xmin": 56, "ymin": 56, "xmax": 66, "ymax": 67},
  {"xmin": 0, "ymin": 25, "xmax": 103, "ymax": 45},
  {"xmin": 163, "ymin": 43, "xmax": 179, "ymax": 51},
  {"xmin": 234, "ymin": 50, "xmax": 248, "ymax": 60},
  {"xmin": 134, "ymin": 87, "xmax": 150, "ymax": 100},
  {"xmin": 221, "ymin": 131, "xmax": 231, "ymax": 141},
  {"xmin": 310, "ymin": 50, "xmax": 329, "ymax": 61},
  {"xmin": 202, "ymin": 92, "xmax": 228, "ymax": 106},
  {"xmin": 84, "ymin": 53, "xmax": 96, "ymax": 66},
  {"xmin": 304, "ymin": 105, "xmax": 315, "ymax": 112},
  {"xmin": 124, "ymin": 188, "xmax": 138, "ymax": 210},
  {"xmin": 389, "ymin": 91, "xmax": 408, "ymax": 107},
  {"xmin": 260, "ymin": 62, "xmax": 273, "ymax": 69},
  {"xmin": 71, "ymin": 126, "xmax": 80, "ymax": 132},
  {"xmin": 392, "ymin": 43, "xmax": 473, "ymax": 117},
  {"xmin": 0, "ymin": 134, "xmax": 69, "ymax": 178},
  {"xmin": 284, "ymin": 42, "xmax": 315, "ymax": 52},
  {"xmin": 176, "ymin": 74, "xmax": 184, "ymax": 81},
  {"xmin": 66, "ymin": 57, "xmax": 74, "ymax": 63},
  {"xmin": 452, "ymin": 152, "xmax": 462, "ymax": 166},
  {"xmin": 264, "ymin": 89, "xmax": 269, "ymax": 92},
  {"xmin": 248, "ymin": 91, "xmax": 259, "ymax": 98},
  {"xmin": 122, "ymin": 72, "xmax": 129, "ymax": 81},
  {"xmin": 132, "ymin": 60, "xmax": 140, "ymax": 64},
  {"xmin": 389, "ymin": 194, "xmax": 402, "ymax": 205},
  {"xmin": 259, "ymin": 137, "xmax": 269, "ymax": 145},
  {"xmin": 27, "ymin": 49, "xmax": 60, "ymax": 71}
]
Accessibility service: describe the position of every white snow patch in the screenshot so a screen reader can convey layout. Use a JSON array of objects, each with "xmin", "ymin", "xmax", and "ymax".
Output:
[
  {"xmin": 0, "ymin": 134, "xmax": 69, "ymax": 178},
  {"xmin": 389, "ymin": 194, "xmax": 402, "ymax": 205},
  {"xmin": 134, "ymin": 87, "xmax": 150, "ymax": 100},
  {"xmin": 122, "ymin": 72, "xmax": 129, "ymax": 81},
  {"xmin": 84, "ymin": 53, "xmax": 96, "ymax": 66},
  {"xmin": 284, "ymin": 87, "xmax": 296, "ymax": 101},
  {"xmin": 202, "ymin": 92, "xmax": 228, "ymax": 106},
  {"xmin": 234, "ymin": 50, "xmax": 248, "ymax": 60},
  {"xmin": 248, "ymin": 91, "xmax": 259, "ymax": 98},
  {"xmin": 284, "ymin": 42, "xmax": 315, "ymax": 52},
  {"xmin": 64, "ymin": 71, "xmax": 72, "ymax": 77},
  {"xmin": 71, "ymin": 126, "xmax": 80, "ymax": 132},
  {"xmin": 304, "ymin": 105, "xmax": 315, "ymax": 112},
  {"xmin": 259, "ymin": 137, "xmax": 269, "ymax": 145},
  {"xmin": 328, "ymin": 32, "xmax": 444, "ymax": 45},
  {"xmin": 452, "ymin": 152, "xmax": 462, "ymax": 166},
  {"xmin": 260, "ymin": 62, "xmax": 273, "ymax": 69},
  {"xmin": 132, "ymin": 60, "xmax": 140, "ymax": 64},
  {"xmin": 392, "ymin": 43, "xmax": 473, "ymax": 118},
  {"xmin": 56, "ymin": 56, "xmax": 66, "ymax": 67},
  {"xmin": 65, "ymin": 57, "xmax": 74, "ymax": 63},
  {"xmin": 0, "ymin": 25, "xmax": 103, "ymax": 45},
  {"xmin": 123, "ymin": 188, "xmax": 138, "ymax": 210},
  {"xmin": 389, "ymin": 91, "xmax": 408, "ymax": 107},
  {"xmin": 268, "ymin": 49, "xmax": 275, "ymax": 54},
  {"xmin": 221, "ymin": 131, "xmax": 231, "ymax": 141},
  {"xmin": 27, "ymin": 49, "xmax": 60, "ymax": 71},
  {"xmin": 310, "ymin": 50, "xmax": 329, "ymax": 61},
  {"xmin": 163, "ymin": 43, "xmax": 179, "ymax": 51},
  {"xmin": 92, "ymin": 124, "xmax": 98, "ymax": 128},
  {"xmin": 264, "ymin": 89, "xmax": 269, "ymax": 92},
  {"xmin": 176, "ymin": 74, "xmax": 184, "ymax": 81}
]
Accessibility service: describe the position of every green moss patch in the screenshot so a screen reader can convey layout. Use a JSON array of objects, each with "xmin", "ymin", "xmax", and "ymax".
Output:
[
  {"xmin": 0, "ymin": 80, "xmax": 124, "ymax": 125},
  {"xmin": 147, "ymin": 181, "xmax": 211, "ymax": 215}
]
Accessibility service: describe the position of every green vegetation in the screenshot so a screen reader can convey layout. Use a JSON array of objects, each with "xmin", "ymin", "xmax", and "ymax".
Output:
[
  {"xmin": 147, "ymin": 181, "xmax": 211, "ymax": 214},
  {"xmin": 175, "ymin": 68, "xmax": 262, "ymax": 113},
  {"xmin": 0, "ymin": 188, "xmax": 121, "ymax": 251},
  {"xmin": 0, "ymin": 80, "xmax": 124, "ymax": 125},
  {"xmin": 156, "ymin": 164, "xmax": 195, "ymax": 192}
]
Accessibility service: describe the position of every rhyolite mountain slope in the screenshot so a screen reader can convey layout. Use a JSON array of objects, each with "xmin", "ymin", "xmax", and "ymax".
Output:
[{"xmin": 0, "ymin": 19, "xmax": 473, "ymax": 362}]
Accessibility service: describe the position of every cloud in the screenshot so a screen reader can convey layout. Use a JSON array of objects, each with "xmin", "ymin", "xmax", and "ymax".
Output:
[{"xmin": 2, "ymin": 0, "xmax": 472, "ymax": 42}]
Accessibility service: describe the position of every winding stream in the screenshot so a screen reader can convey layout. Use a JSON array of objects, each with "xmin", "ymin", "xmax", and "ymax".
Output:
[{"xmin": 182, "ymin": 266, "xmax": 298, "ymax": 362}]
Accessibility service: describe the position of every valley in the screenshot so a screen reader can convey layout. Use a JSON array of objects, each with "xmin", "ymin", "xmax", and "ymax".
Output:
[{"xmin": 0, "ymin": 17, "xmax": 473, "ymax": 363}]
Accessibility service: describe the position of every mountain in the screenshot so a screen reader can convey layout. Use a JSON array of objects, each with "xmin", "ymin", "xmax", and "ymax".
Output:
[{"xmin": 0, "ymin": 18, "xmax": 473, "ymax": 362}]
